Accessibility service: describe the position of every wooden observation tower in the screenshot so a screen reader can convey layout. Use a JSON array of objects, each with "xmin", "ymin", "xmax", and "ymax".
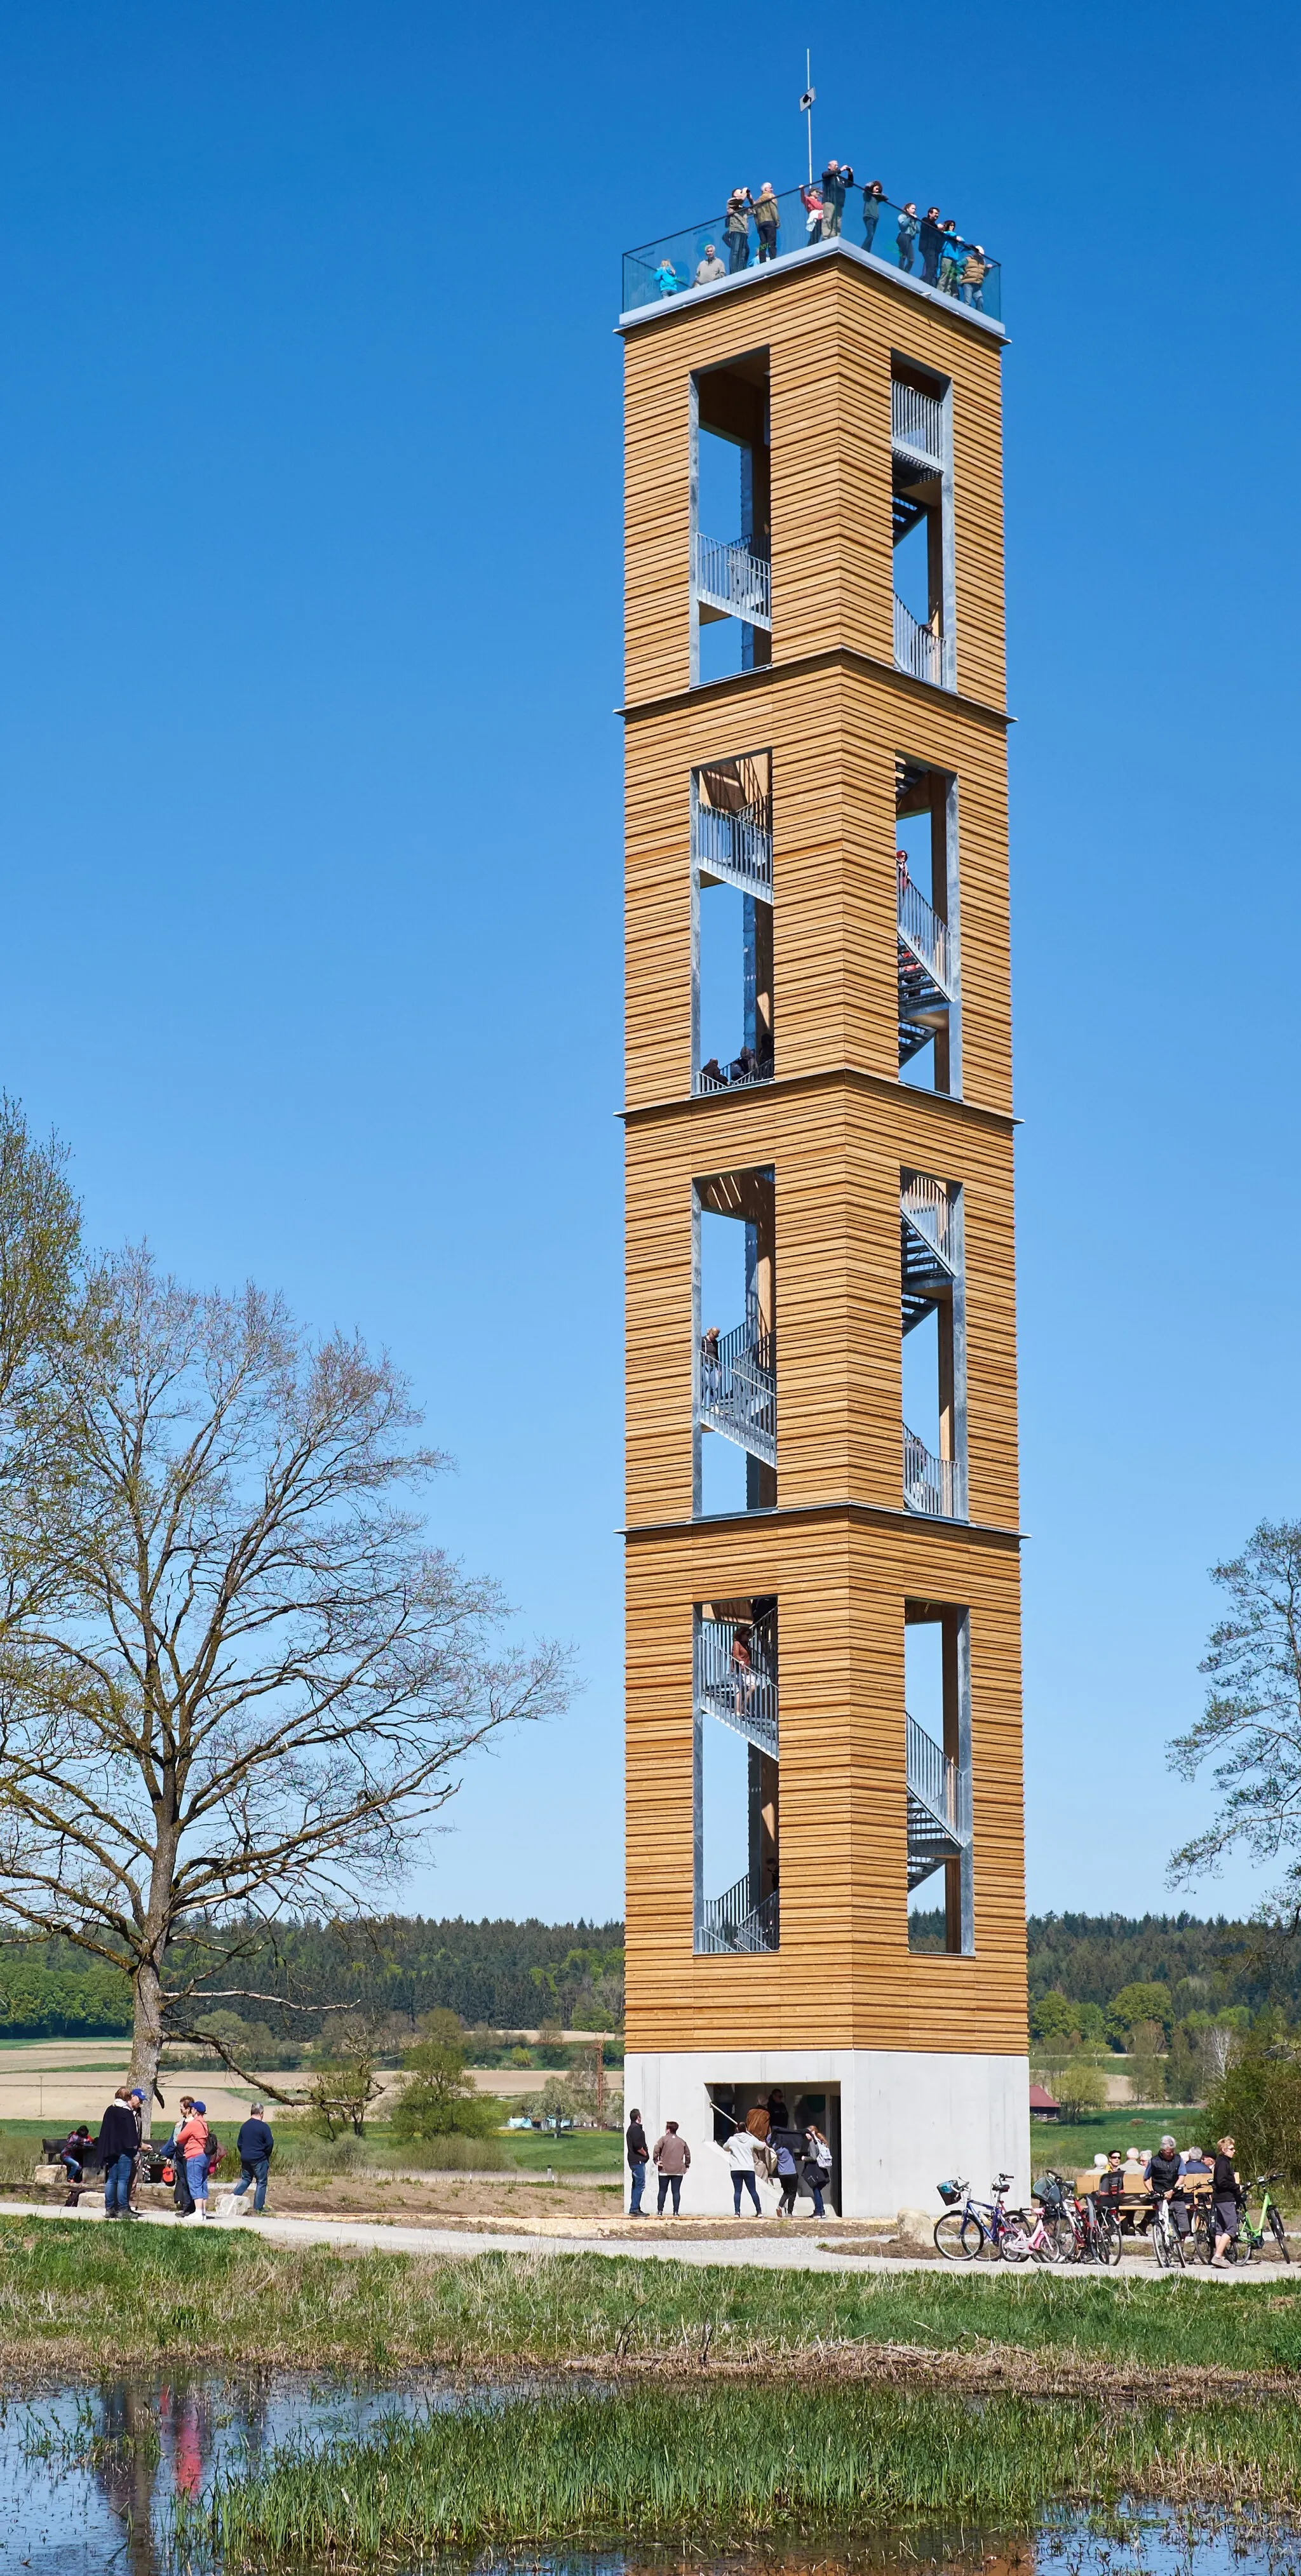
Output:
[{"xmin": 618, "ymin": 187, "xmax": 1027, "ymax": 2216}]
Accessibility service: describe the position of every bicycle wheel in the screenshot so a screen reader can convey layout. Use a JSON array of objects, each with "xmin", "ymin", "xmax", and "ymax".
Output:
[
  {"xmin": 1152, "ymin": 2214, "xmax": 1175, "ymax": 2269},
  {"xmin": 1269, "ymin": 2206, "xmax": 1291, "ymax": 2262},
  {"xmin": 1102, "ymin": 2213, "xmax": 1124, "ymax": 2267},
  {"xmin": 1033, "ymin": 2217, "xmax": 1075, "ymax": 2265},
  {"xmin": 934, "ymin": 2210, "xmax": 985, "ymax": 2261},
  {"xmin": 998, "ymin": 2215, "xmax": 1032, "ymax": 2262}
]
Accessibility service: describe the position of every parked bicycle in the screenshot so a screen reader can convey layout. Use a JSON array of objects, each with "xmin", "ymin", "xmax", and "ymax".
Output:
[
  {"xmin": 1062, "ymin": 2185, "xmax": 1123, "ymax": 2267},
  {"xmin": 1199, "ymin": 2173, "xmax": 1291, "ymax": 2265},
  {"xmin": 934, "ymin": 2174, "xmax": 1018, "ymax": 2260},
  {"xmin": 999, "ymin": 2196, "xmax": 1073, "ymax": 2265},
  {"xmin": 1149, "ymin": 2186, "xmax": 1190, "ymax": 2271}
]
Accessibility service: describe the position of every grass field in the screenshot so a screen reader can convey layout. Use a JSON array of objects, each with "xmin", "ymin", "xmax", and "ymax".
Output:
[
  {"xmin": 0, "ymin": 2224, "xmax": 1299, "ymax": 2378},
  {"xmin": 501, "ymin": 2128, "xmax": 623, "ymax": 2175},
  {"xmin": 182, "ymin": 2382, "xmax": 1301, "ymax": 2559},
  {"xmin": 1035, "ymin": 2107, "xmax": 1211, "ymax": 2174}
]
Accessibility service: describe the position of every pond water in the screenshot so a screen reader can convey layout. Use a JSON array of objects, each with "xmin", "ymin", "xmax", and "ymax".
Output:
[{"xmin": 1, "ymin": 2375, "xmax": 1299, "ymax": 2576}]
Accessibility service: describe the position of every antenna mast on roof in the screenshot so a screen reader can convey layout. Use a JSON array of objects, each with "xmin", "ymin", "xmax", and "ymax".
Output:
[{"xmin": 799, "ymin": 52, "xmax": 816, "ymax": 188}]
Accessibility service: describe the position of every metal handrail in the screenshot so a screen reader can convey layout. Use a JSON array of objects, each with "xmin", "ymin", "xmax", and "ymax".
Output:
[
  {"xmin": 698, "ymin": 1315, "xmax": 776, "ymax": 1463},
  {"xmin": 694, "ymin": 532, "xmax": 772, "ymax": 628},
  {"xmin": 907, "ymin": 1711, "xmax": 971, "ymax": 1845},
  {"xmin": 699, "ymin": 1873, "xmax": 779, "ymax": 1955},
  {"xmin": 696, "ymin": 1048, "xmax": 772, "ymax": 1095},
  {"xmin": 891, "ymin": 379, "xmax": 947, "ymax": 469},
  {"xmin": 897, "ymin": 873, "xmax": 950, "ymax": 993},
  {"xmin": 692, "ymin": 802, "xmax": 774, "ymax": 897},
  {"xmin": 901, "ymin": 1172, "xmax": 958, "ymax": 1271},
  {"xmin": 893, "ymin": 593, "xmax": 955, "ymax": 691},
  {"xmin": 903, "ymin": 1423, "xmax": 967, "ymax": 1520},
  {"xmin": 695, "ymin": 1611, "xmax": 778, "ymax": 1758}
]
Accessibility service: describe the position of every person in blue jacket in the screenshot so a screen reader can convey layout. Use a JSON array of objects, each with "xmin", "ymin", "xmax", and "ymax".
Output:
[{"xmin": 231, "ymin": 2105, "xmax": 275, "ymax": 2215}]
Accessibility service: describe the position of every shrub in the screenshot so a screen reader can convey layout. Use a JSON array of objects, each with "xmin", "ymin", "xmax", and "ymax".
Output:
[
  {"xmin": 1204, "ymin": 2039, "xmax": 1301, "ymax": 2184},
  {"xmin": 389, "ymin": 2040, "xmax": 502, "ymax": 2143},
  {"xmin": 1054, "ymin": 2062, "xmax": 1107, "ymax": 2123}
]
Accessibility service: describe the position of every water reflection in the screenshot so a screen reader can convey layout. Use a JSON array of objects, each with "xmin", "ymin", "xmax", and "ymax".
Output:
[{"xmin": 1, "ymin": 2378, "xmax": 1299, "ymax": 2576}]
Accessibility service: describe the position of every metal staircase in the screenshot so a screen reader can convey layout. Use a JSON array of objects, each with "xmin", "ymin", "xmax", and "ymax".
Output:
[
  {"xmin": 906, "ymin": 1710, "xmax": 971, "ymax": 1890},
  {"xmin": 698, "ymin": 1874, "xmax": 779, "ymax": 1955},
  {"xmin": 898, "ymin": 868, "xmax": 952, "ymax": 1067},
  {"xmin": 903, "ymin": 1425, "xmax": 966, "ymax": 1520},
  {"xmin": 693, "ymin": 533, "xmax": 772, "ymax": 628},
  {"xmin": 698, "ymin": 1310, "xmax": 776, "ymax": 1466},
  {"xmin": 694, "ymin": 1607, "xmax": 778, "ymax": 1758},
  {"xmin": 894, "ymin": 594, "xmax": 955, "ymax": 690},
  {"xmin": 693, "ymin": 756, "xmax": 773, "ymax": 900},
  {"xmin": 900, "ymin": 1172, "xmax": 959, "ymax": 1333}
]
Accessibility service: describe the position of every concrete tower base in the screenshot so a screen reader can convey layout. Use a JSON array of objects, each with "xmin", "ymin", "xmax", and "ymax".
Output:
[{"xmin": 623, "ymin": 2049, "xmax": 1031, "ymax": 2221}]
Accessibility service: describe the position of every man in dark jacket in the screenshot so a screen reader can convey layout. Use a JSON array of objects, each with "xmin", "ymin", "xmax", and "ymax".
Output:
[
  {"xmin": 625, "ymin": 2107, "xmax": 649, "ymax": 2216},
  {"xmin": 231, "ymin": 2105, "xmax": 275, "ymax": 2215},
  {"xmin": 919, "ymin": 206, "xmax": 945, "ymax": 283},
  {"xmin": 97, "ymin": 2087, "xmax": 141, "ymax": 2219},
  {"xmin": 820, "ymin": 159, "xmax": 853, "ymax": 237}
]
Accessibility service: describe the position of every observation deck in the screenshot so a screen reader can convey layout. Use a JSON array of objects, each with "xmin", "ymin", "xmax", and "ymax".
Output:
[{"xmin": 621, "ymin": 181, "xmax": 1002, "ymax": 329}]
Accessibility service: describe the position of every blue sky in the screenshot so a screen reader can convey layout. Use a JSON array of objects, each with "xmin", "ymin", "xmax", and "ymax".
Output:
[{"xmin": 0, "ymin": 1, "xmax": 1296, "ymax": 1929}]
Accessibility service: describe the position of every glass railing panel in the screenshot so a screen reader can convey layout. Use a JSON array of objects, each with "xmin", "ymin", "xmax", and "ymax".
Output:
[{"xmin": 623, "ymin": 183, "xmax": 1000, "ymax": 323}]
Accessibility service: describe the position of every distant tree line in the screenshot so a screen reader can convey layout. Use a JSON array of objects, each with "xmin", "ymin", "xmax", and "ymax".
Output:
[{"xmin": 0, "ymin": 1917, "xmax": 624, "ymax": 2041}]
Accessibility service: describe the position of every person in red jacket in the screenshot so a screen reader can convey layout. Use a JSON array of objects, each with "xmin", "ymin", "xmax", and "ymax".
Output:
[{"xmin": 175, "ymin": 2100, "xmax": 212, "ymax": 2222}]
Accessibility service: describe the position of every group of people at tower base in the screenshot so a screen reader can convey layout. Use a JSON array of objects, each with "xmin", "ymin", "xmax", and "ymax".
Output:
[
  {"xmin": 625, "ymin": 2093, "xmax": 833, "ymax": 2218},
  {"xmin": 652, "ymin": 166, "xmax": 990, "ymax": 310},
  {"xmin": 1091, "ymin": 2133, "xmax": 1246, "ymax": 2265},
  {"xmin": 49, "ymin": 2086, "xmax": 276, "ymax": 2222}
]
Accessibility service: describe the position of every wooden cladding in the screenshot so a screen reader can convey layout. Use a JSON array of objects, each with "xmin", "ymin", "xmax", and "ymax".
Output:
[
  {"xmin": 624, "ymin": 259, "xmax": 1006, "ymax": 713},
  {"xmin": 622, "ymin": 252, "xmax": 1023, "ymax": 2067},
  {"xmin": 626, "ymin": 1082, "xmax": 1018, "ymax": 1533},
  {"xmin": 626, "ymin": 658, "xmax": 1012, "ymax": 1121},
  {"xmin": 626, "ymin": 1511, "xmax": 1027, "ymax": 2056}
]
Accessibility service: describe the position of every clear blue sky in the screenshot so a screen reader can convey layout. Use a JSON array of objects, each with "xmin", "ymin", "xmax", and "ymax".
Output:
[{"xmin": 1, "ymin": 3, "xmax": 1296, "ymax": 1930}]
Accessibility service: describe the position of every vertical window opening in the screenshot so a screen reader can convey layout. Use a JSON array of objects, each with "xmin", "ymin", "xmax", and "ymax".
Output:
[
  {"xmin": 695, "ymin": 1596, "xmax": 779, "ymax": 1953},
  {"xmin": 690, "ymin": 352, "xmax": 771, "ymax": 686},
  {"xmin": 692, "ymin": 753, "xmax": 774, "ymax": 1094},
  {"xmin": 905, "ymin": 1601, "xmax": 973, "ymax": 1954},
  {"xmin": 896, "ymin": 756, "xmax": 960, "ymax": 1096},
  {"xmin": 694, "ymin": 1167, "xmax": 776, "ymax": 1517},
  {"xmin": 901, "ymin": 1168, "xmax": 967, "ymax": 1521}
]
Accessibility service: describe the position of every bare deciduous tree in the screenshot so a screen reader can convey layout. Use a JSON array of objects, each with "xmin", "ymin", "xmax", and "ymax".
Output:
[
  {"xmin": 1168, "ymin": 1519, "xmax": 1301, "ymax": 1921},
  {"xmin": 0, "ymin": 1246, "xmax": 572, "ymax": 2119}
]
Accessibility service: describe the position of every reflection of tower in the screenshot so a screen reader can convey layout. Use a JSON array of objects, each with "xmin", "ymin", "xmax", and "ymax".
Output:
[
  {"xmin": 97, "ymin": 2381, "xmax": 163, "ymax": 2576},
  {"xmin": 620, "ymin": 197, "xmax": 1029, "ymax": 2215}
]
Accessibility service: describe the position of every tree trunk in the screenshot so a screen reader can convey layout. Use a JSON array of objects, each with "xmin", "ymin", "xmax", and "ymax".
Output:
[
  {"xmin": 130, "ymin": 1957, "xmax": 166, "ymax": 2141},
  {"xmin": 130, "ymin": 1830, "xmax": 178, "ymax": 2142}
]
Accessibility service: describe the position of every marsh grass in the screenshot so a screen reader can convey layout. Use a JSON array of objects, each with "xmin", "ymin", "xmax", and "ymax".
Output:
[
  {"xmin": 1, "ymin": 2224, "xmax": 1300, "ymax": 2377},
  {"xmin": 182, "ymin": 2384, "xmax": 1301, "ymax": 2561}
]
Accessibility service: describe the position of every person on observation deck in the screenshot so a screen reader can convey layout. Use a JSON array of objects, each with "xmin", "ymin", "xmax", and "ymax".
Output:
[
  {"xmin": 753, "ymin": 182, "xmax": 779, "ymax": 262},
  {"xmin": 820, "ymin": 160, "xmax": 853, "ymax": 236},
  {"xmin": 694, "ymin": 244, "xmax": 726, "ymax": 286},
  {"xmin": 919, "ymin": 207, "xmax": 945, "ymax": 284},
  {"xmin": 861, "ymin": 178, "xmax": 887, "ymax": 250},
  {"xmin": 800, "ymin": 183, "xmax": 824, "ymax": 245},
  {"xmin": 896, "ymin": 203, "xmax": 919, "ymax": 271},
  {"xmin": 960, "ymin": 245, "xmax": 989, "ymax": 308},
  {"xmin": 724, "ymin": 189, "xmax": 753, "ymax": 273}
]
